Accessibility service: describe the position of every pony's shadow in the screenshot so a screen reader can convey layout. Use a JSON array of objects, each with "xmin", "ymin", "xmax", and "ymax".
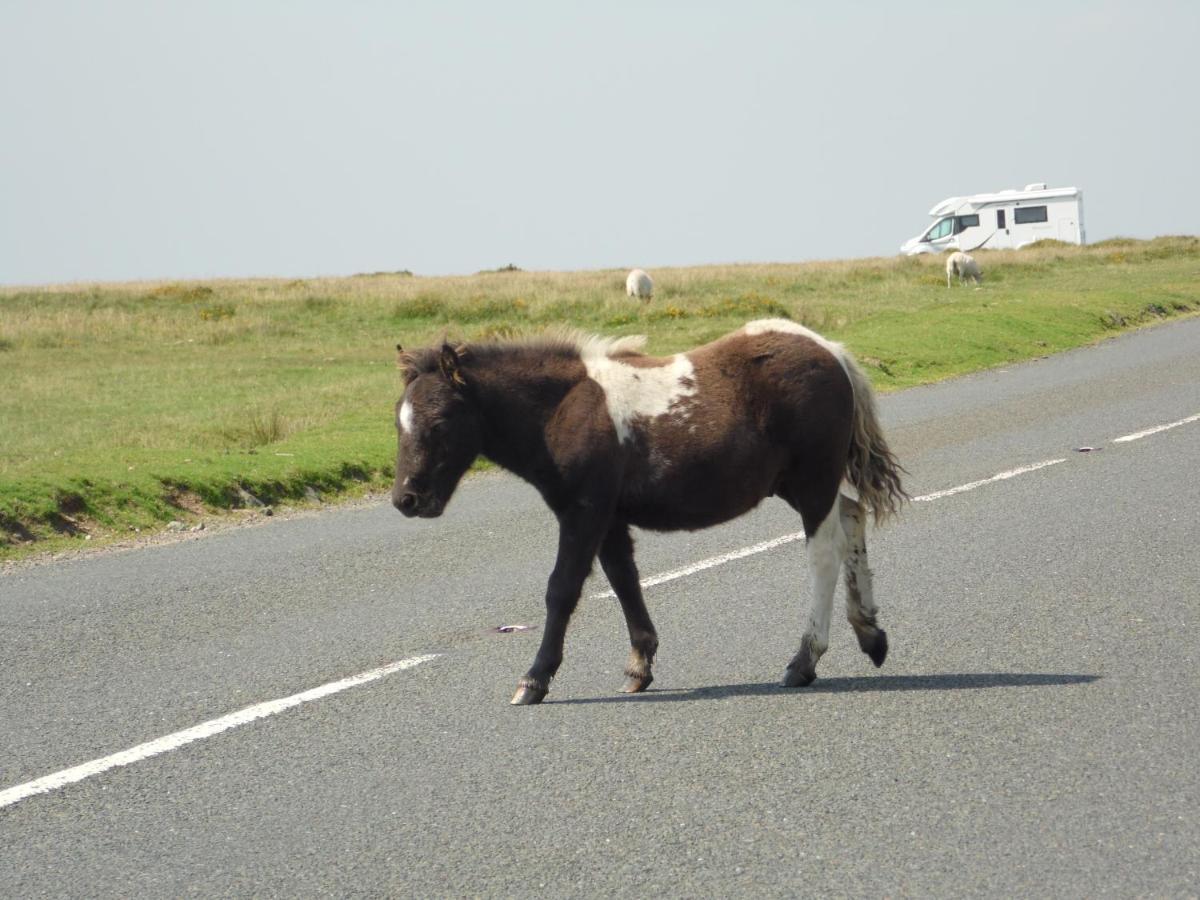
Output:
[{"xmin": 548, "ymin": 672, "xmax": 1100, "ymax": 705}]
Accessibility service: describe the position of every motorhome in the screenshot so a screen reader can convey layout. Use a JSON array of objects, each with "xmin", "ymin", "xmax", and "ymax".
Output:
[{"xmin": 900, "ymin": 183, "xmax": 1085, "ymax": 255}]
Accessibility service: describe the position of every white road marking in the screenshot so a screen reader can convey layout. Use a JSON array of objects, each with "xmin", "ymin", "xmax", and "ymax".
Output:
[
  {"xmin": 910, "ymin": 458, "xmax": 1067, "ymax": 503},
  {"xmin": 594, "ymin": 457, "xmax": 1069, "ymax": 599},
  {"xmin": 8, "ymin": 409, "xmax": 1193, "ymax": 808},
  {"xmin": 0, "ymin": 653, "xmax": 439, "ymax": 810},
  {"xmin": 591, "ymin": 533, "xmax": 806, "ymax": 600},
  {"xmin": 1112, "ymin": 413, "xmax": 1200, "ymax": 443}
]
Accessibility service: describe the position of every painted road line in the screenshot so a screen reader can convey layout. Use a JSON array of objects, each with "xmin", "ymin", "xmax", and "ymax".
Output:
[
  {"xmin": 1113, "ymin": 413, "xmax": 1200, "ymax": 443},
  {"xmin": 592, "ymin": 532, "xmax": 807, "ymax": 600},
  {"xmin": 0, "ymin": 654, "xmax": 439, "ymax": 810},
  {"xmin": 593, "ymin": 456, "xmax": 1069, "ymax": 600},
  {"xmin": 0, "ymin": 434, "xmax": 1161, "ymax": 808},
  {"xmin": 911, "ymin": 458, "xmax": 1067, "ymax": 503}
]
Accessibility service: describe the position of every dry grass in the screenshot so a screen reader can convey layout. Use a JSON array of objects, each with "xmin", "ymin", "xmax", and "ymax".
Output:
[{"xmin": 1, "ymin": 236, "xmax": 1197, "ymax": 556}]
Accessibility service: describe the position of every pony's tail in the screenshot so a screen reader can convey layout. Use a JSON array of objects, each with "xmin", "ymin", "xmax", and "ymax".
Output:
[{"xmin": 841, "ymin": 351, "xmax": 908, "ymax": 525}]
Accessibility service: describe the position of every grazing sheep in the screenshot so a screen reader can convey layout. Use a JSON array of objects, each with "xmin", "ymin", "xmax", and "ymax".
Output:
[
  {"xmin": 626, "ymin": 268, "xmax": 653, "ymax": 301},
  {"xmin": 946, "ymin": 251, "xmax": 982, "ymax": 287}
]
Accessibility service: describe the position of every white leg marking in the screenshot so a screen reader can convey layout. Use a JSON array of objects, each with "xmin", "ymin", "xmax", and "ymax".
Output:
[
  {"xmin": 839, "ymin": 494, "xmax": 877, "ymax": 621},
  {"xmin": 801, "ymin": 508, "xmax": 846, "ymax": 655}
]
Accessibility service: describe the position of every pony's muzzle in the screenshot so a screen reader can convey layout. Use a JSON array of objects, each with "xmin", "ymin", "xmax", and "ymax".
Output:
[
  {"xmin": 394, "ymin": 491, "xmax": 444, "ymax": 518},
  {"xmin": 394, "ymin": 492, "xmax": 420, "ymax": 517}
]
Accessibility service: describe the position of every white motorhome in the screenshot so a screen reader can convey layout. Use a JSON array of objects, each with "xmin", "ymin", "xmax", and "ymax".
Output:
[{"xmin": 900, "ymin": 183, "xmax": 1085, "ymax": 255}]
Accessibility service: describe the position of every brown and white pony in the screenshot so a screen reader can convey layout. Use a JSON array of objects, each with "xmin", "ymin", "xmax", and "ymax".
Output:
[{"xmin": 393, "ymin": 318, "xmax": 907, "ymax": 704}]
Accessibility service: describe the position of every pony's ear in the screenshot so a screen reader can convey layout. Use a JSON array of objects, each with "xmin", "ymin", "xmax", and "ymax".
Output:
[
  {"xmin": 396, "ymin": 344, "xmax": 420, "ymax": 384},
  {"xmin": 439, "ymin": 342, "xmax": 467, "ymax": 387}
]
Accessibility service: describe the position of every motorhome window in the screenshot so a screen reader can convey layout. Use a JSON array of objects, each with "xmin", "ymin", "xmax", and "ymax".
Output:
[
  {"xmin": 997, "ymin": 209, "xmax": 1006, "ymax": 229},
  {"xmin": 953, "ymin": 214, "xmax": 980, "ymax": 233},
  {"xmin": 924, "ymin": 218, "xmax": 953, "ymax": 241},
  {"xmin": 1014, "ymin": 205, "xmax": 1048, "ymax": 224}
]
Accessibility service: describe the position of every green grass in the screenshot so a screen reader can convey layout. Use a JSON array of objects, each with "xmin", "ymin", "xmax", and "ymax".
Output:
[{"xmin": 2, "ymin": 236, "xmax": 1198, "ymax": 558}]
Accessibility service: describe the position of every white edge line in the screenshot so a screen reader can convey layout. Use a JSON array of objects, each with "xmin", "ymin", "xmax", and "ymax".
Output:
[
  {"xmin": 1113, "ymin": 413, "xmax": 1200, "ymax": 443},
  {"xmin": 0, "ymin": 653, "xmax": 439, "ymax": 810}
]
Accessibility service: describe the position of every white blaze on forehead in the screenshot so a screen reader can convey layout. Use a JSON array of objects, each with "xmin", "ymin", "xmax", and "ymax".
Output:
[
  {"xmin": 582, "ymin": 346, "xmax": 697, "ymax": 444},
  {"xmin": 742, "ymin": 318, "xmax": 849, "ymax": 375},
  {"xmin": 398, "ymin": 399, "xmax": 414, "ymax": 433}
]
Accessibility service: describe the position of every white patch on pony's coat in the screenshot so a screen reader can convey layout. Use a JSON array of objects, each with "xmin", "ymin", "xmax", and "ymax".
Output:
[
  {"xmin": 398, "ymin": 399, "xmax": 414, "ymax": 433},
  {"xmin": 742, "ymin": 318, "xmax": 849, "ymax": 375},
  {"xmin": 581, "ymin": 345, "xmax": 697, "ymax": 444}
]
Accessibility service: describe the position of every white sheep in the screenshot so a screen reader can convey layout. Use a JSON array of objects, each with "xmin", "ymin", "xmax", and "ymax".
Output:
[
  {"xmin": 946, "ymin": 251, "xmax": 982, "ymax": 287},
  {"xmin": 625, "ymin": 268, "xmax": 653, "ymax": 301}
]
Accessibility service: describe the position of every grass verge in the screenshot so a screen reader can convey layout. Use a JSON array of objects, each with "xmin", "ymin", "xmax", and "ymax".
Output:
[{"xmin": 1, "ymin": 236, "xmax": 1197, "ymax": 559}]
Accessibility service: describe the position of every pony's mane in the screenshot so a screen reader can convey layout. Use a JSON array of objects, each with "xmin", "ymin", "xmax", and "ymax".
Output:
[{"xmin": 398, "ymin": 328, "xmax": 647, "ymax": 382}]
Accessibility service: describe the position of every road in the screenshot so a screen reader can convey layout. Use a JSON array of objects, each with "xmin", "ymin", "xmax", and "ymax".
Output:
[{"xmin": 2, "ymin": 317, "xmax": 1199, "ymax": 897}]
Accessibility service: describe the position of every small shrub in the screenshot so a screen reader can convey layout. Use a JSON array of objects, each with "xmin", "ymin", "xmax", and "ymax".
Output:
[
  {"xmin": 149, "ymin": 283, "xmax": 215, "ymax": 301},
  {"xmin": 0, "ymin": 337, "xmax": 13, "ymax": 352},
  {"xmin": 218, "ymin": 409, "xmax": 292, "ymax": 449},
  {"xmin": 455, "ymin": 296, "xmax": 529, "ymax": 323},
  {"xmin": 1022, "ymin": 239, "xmax": 1073, "ymax": 250},
  {"xmin": 476, "ymin": 324, "xmax": 522, "ymax": 342},
  {"xmin": 604, "ymin": 312, "xmax": 638, "ymax": 328},
  {"xmin": 1090, "ymin": 237, "xmax": 1139, "ymax": 250},
  {"xmin": 697, "ymin": 292, "xmax": 791, "ymax": 319},
  {"xmin": 199, "ymin": 304, "xmax": 236, "ymax": 321},
  {"xmin": 394, "ymin": 294, "xmax": 446, "ymax": 319},
  {"xmin": 648, "ymin": 305, "xmax": 688, "ymax": 321}
]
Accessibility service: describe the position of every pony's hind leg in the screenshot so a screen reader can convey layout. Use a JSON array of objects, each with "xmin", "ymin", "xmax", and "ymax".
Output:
[
  {"xmin": 782, "ymin": 500, "xmax": 847, "ymax": 687},
  {"xmin": 598, "ymin": 523, "xmax": 658, "ymax": 693},
  {"xmin": 839, "ymin": 493, "xmax": 888, "ymax": 667}
]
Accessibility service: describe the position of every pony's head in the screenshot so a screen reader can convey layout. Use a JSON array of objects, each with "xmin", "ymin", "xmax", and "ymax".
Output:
[{"xmin": 392, "ymin": 342, "xmax": 483, "ymax": 518}]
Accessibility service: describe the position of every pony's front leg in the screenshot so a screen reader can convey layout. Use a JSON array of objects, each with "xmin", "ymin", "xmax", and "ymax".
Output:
[
  {"xmin": 598, "ymin": 523, "xmax": 658, "ymax": 693},
  {"xmin": 783, "ymin": 506, "xmax": 846, "ymax": 687},
  {"xmin": 511, "ymin": 508, "xmax": 609, "ymax": 706}
]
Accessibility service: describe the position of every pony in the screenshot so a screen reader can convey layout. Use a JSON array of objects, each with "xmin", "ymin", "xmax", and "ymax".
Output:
[
  {"xmin": 946, "ymin": 251, "xmax": 983, "ymax": 287},
  {"xmin": 393, "ymin": 319, "xmax": 907, "ymax": 704},
  {"xmin": 625, "ymin": 269, "xmax": 653, "ymax": 301}
]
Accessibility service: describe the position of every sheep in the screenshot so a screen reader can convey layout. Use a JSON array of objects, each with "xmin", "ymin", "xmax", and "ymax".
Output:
[
  {"xmin": 625, "ymin": 268, "xmax": 653, "ymax": 301},
  {"xmin": 946, "ymin": 251, "xmax": 982, "ymax": 287}
]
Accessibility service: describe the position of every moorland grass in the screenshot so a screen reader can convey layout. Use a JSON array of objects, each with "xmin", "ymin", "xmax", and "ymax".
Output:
[{"xmin": 1, "ymin": 236, "xmax": 1197, "ymax": 557}]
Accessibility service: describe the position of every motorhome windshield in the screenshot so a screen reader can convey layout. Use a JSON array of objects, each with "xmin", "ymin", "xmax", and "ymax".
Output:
[{"xmin": 923, "ymin": 217, "xmax": 953, "ymax": 241}]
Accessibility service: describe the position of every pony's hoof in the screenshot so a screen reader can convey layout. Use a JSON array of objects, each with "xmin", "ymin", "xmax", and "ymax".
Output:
[
  {"xmin": 781, "ymin": 665, "xmax": 816, "ymax": 688},
  {"xmin": 866, "ymin": 629, "xmax": 888, "ymax": 668},
  {"xmin": 619, "ymin": 673, "xmax": 653, "ymax": 693},
  {"xmin": 782, "ymin": 636, "xmax": 822, "ymax": 687},
  {"xmin": 510, "ymin": 683, "xmax": 548, "ymax": 705}
]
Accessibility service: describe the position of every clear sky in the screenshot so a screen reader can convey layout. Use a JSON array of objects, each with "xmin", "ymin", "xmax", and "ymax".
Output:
[{"xmin": 2, "ymin": 1, "xmax": 1197, "ymax": 285}]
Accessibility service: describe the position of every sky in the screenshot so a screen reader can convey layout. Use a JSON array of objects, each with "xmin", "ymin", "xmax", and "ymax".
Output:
[{"xmin": 2, "ymin": 1, "xmax": 1198, "ymax": 285}]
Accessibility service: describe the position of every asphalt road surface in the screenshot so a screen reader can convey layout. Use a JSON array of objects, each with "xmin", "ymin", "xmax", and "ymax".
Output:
[{"xmin": 3, "ymin": 317, "xmax": 1199, "ymax": 897}]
